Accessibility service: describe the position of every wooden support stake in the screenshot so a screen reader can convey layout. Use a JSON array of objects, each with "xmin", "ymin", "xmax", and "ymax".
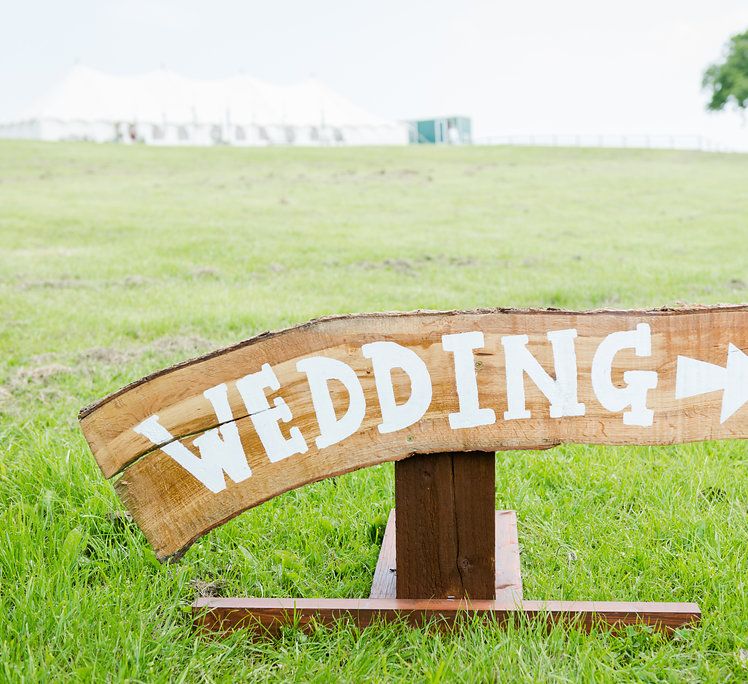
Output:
[{"xmin": 394, "ymin": 452, "xmax": 496, "ymax": 599}]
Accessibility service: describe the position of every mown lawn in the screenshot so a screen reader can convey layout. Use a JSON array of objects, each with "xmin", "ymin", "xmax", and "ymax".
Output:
[{"xmin": 0, "ymin": 140, "xmax": 747, "ymax": 682}]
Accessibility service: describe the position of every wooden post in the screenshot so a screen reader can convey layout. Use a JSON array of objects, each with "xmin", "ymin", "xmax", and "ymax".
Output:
[{"xmin": 395, "ymin": 452, "xmax": 496, "ymax": 600}]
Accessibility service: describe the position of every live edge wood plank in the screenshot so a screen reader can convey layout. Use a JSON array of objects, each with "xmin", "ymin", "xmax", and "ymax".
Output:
[
  {"xmin": 192, "ymin": 598, "xmax": 701, "ymax": 636},
  {"xmin": 82, "ymin": 307, "xmax": 748, "ymax": 479},
  {"xmin": 79, "ymin": 307, "xmax": 748, "ymax": 560}
]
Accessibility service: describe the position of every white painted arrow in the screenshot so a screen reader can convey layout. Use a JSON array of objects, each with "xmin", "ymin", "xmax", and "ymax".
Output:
[{"xmin": 675, "ymin": 344, "xmax": 748, "ymax": 423}]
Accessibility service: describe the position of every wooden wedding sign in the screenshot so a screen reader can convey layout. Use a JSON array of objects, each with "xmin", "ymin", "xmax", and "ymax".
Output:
[{"xmin": 80, "ymin": 306, "xmax": 748, "ymax": 634}]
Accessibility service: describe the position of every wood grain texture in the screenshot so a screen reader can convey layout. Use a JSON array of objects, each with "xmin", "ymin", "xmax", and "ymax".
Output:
[
  {"xmin": 78, "ymin": 307, "xmax": 748, "ymax": 560},
  {"xmin": 494, "ymin": 510, "xmax": 523, "ymax": 603},
  {"xmin": 369, "ymin": 510, "xmax": 397, "ymax": 599},
  {"xmin": 369, "ymin": 510, "xmax": 523, "ymax": 603},
  {"xmin": 192, "ymin": 597, "xmax": 701, "ymax": 636},
  {"xmin": 395, "ymin": 452, "xmax": 495, "ymax": 599}
]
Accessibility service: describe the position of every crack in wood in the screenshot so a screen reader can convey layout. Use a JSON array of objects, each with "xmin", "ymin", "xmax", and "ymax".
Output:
[{"xmin": 111, "ymin": 405, "xmax": 275, "ymax": 479}]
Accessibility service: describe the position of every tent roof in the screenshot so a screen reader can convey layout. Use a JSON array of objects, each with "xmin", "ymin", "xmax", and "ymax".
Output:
[{"xmin": 17, "ymin": 66, "xmax": 396, "ymax": 127}]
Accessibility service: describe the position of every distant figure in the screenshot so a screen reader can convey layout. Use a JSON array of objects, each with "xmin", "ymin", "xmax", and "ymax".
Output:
[
  {"xmin": 448, "ymin": 123, "xmax": 460, "ymax": 145},
  {"xmin": 128, "ymin": 124, "xmax": 137, "ymax": 142}
]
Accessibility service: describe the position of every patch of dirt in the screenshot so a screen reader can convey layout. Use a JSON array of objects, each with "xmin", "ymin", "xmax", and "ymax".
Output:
[
  {"xmin": 5, "ymin": 365, "xmax": 76, "ymax": 409},
  {"xmin": 79, "ymin": 335, "xmax": 213, "ymax": 366},
  {"xmin": 19, "ymin": 278, "xmax": 93, "ymax": 290},
  {"xmin": 18, "ymin": 275, "xmax": 152, "ymax": 290},
  {"xmin": 382, "ymin": 258, "xmax": 415, "ymax": 274},
  {"xmin": 36, "ymin": 387, "xmax": 68, "ymax": 405},
  {"xmin": 443, "ymin": 256, "xmax": 477, "ymax": 267},
  {"xmin": 80, "ymin": 335, "xmax": 212, "ymax": 365},
  {"xmin": 344, "ymin": 254, "xmax": 480, "ymax": 275},
  {"xmin": 190, "ymin": 578, "xmax": 225, "ymax": 598},
  {"xmin": 729, "ymin": 278, "xmax": 746, "ymax": 291},
  {"xmin": 12, "ymin": 336, "xmax": 216, "ymax": 396},
  {"xmin": 27, "ymin": 351, "xmax": 58, "ymax": 365},
  {"xmin": 354, "ymin": 258, "xmax": 416, "ymax": 275},
  {"xmin": 147, "ymin": 335, "xmax": 213, "ymax": 357},
  {"xmin": 122, "ymin": 275, "xmax": 151, "ymax": 287},
  {"xmin": 78, "ymin": 347, "xmax": 133, "ymax": 366},
  {"xmin": 76, "ymin": 335, "xmax": 213, "ymax": 365},
  {"xmin": 12, "ymin": 364, "xmax": 72, "ymax": 386},
  {"xmin": 413, "ymin": 254, "xmax": 480, "ymax": 268},
  {"xmin": 17, "ymin": 273, "xmax": 154, "ymax": 290},
  {"xmin": 189, "ymin": 267, "xmax": 220, "ymax": 280}
]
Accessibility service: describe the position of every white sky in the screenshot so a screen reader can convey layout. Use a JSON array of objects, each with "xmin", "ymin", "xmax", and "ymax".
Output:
[{"xmin": 2, "ymin": 0, "xmax": 747, "ymax": 149}]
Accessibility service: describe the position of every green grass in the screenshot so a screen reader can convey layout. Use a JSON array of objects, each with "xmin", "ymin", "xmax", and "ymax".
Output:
[{"xmin": 0, "ymin": 140, "xmax": 747, "ymax": 682}]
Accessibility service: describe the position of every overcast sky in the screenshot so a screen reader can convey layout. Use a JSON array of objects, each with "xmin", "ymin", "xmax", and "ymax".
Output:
[{"xmin": 2, "ymin": 0, "xmax": 747, "ymax": 149}]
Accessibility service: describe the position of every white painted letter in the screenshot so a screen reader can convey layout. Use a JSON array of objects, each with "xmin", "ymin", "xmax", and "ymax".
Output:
[
  {"xmin": 133, "ymin": 383, "xmax": 251, "ymax": 494},
  {"xmin": 361, "ymin": 341, "xmax": 433, "ymax": 434},
  {"xmin": 235, "ymin": 363, "xmax": 308, "ymax": 463},
  {"xmin": 502, "ymin": 328, "xmax": 585, "ymax": 420},
  {"xmin": 441, "ymin": 331, "xmax": 496, "ymax": 429},
  {"xmin": 591, "ymin": 323, "xmax": 658, "ymax": 427},
  {"xmin": 296, "ymin": 356, "xmax": 366, "ymax": 449}
]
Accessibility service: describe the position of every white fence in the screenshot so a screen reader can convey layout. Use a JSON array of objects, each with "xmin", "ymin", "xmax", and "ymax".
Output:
[{"xmin": 474, "ymin": 134, "xmax": 742, "ymax": 153}]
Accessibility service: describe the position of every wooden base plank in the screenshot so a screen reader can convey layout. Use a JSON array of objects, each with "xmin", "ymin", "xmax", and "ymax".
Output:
[
  {"xmin": 195, "ymin": 508, "xmax": 701, "ymax": 638},
  {"xmin": 193, "ymin": 597, "xmax": 701, "ymax": 636},
  {"xmin": 369, "ymin": 510, "xmax": 523, "ymax": 603}
]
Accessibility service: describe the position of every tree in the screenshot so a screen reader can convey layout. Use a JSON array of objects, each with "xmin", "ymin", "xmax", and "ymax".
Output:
[{"xmin": 703, "ymin": 29, "xmax": 748, "ymax": 113}]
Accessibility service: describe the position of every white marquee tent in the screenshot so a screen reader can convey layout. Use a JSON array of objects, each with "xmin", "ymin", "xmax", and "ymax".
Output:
[{"xmin": 0, "ymin": 66, "xmax": 408, "ymax": 146}]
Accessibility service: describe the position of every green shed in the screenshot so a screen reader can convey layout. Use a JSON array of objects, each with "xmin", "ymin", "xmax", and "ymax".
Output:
[{"xmin": 407, "ymin": 116, "xmax": 472, "ymax": 144}]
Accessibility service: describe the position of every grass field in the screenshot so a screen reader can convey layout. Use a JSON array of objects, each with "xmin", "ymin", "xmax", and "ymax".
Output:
[{"xmin": 1, "ymin": 140, "xmax": 747, "ymax": 682}]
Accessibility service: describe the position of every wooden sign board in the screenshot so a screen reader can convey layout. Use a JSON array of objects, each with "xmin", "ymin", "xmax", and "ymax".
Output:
[{"xmin": 80, "ymin": 306, "xmax": 747, "ymax": 563}]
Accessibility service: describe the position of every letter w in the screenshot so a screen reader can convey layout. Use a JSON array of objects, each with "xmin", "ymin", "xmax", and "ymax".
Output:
[{"xmin": 133, "ymin": 383, "xmax": 251, "ymax": 493}]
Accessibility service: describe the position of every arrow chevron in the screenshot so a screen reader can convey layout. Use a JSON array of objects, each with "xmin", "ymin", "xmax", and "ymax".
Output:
[{"xmin": 675, "ymin": 344, "xmax": 748, "ymax": 423}]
